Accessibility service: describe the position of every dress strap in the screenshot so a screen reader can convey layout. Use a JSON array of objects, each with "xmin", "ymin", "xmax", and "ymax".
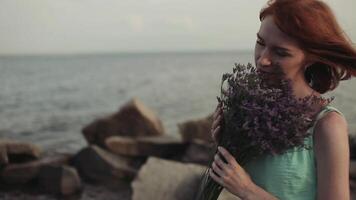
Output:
[{"xmin": 315, "ymin": 105, "xmax": 344, "ymax": 122}]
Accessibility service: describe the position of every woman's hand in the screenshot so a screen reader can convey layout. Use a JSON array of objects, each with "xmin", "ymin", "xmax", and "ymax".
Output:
[
  {"xmin": 211, "ymin": 103, "xmax": 224, "ymax": 144},
  {"xmin": 209, "ymin": 146, "xmax": 255, "ymax": 199}
]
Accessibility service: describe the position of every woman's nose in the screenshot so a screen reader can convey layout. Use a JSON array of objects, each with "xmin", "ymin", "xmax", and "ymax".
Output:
[{"xmin": 257, "ymin": 50, "xmax": 272, "ymax": 67}]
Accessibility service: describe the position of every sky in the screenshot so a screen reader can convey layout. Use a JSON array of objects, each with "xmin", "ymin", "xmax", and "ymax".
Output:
[{"xmin": 0, "ymin": 0, "xmax": 355, "ymax": 55}]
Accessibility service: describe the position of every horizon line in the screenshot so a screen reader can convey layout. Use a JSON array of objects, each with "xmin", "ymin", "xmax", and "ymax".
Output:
[{"xmin": 0, "ymin": 49, "xmax": 254, "ymax": 58}]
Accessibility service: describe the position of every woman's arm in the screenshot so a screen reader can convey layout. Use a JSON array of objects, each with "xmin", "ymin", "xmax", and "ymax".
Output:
[
  {"xmin": 314, "ymin": 112, "xmax": 350, "ymax": 200},
  {"xmin": 242, "ymin": 183, "xmax": 279, "ymax": 200},
  {"xmin": 210, "ymin": 147, "xmax": 279, "ymax": 200}
]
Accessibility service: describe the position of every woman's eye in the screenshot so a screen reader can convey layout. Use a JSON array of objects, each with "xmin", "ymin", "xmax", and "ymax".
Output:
[
  {"xmin": 256, "ymin": 40, "xmax": 264, "ymax": 46},
  {"xmin": 276, "ymin": 50, "xmax": 289, "ymax": 57}
]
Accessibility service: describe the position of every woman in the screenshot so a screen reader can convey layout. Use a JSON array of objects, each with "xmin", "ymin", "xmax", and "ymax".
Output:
[{"xmin": 209, "ymin": 0, "xmax": 356, "ymax": 199}]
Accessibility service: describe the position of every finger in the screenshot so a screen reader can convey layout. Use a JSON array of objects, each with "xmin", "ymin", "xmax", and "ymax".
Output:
[
  {"xmin": 217, "ymin": 106, "xmax": 223, "ymax": 114},
  {"xmin": 212, "ymin": 115, "xmax": 222, "ymax": 129},
  {"xmin": 214, "ymin": 104, "xmax": 223, "ymax": 114},
  {"xmin": 211, "ymin": 161, "xmax": 224, "ymax": 177},
  {"xmin": 212, "ymin": 126, "xmax": 221, "ymax": 140},
  {"xmin": 217, "ymin": 110, "xmax": 223, "ymax": 120},
  {"xmin": 218, "ymin": 103, "xmax": 223, "ymax": 110},
  {"xmin": 213, "ymin": 108, "xmax": 220, "ymax": 119},
  {"xmin": 213, "ymin": 109, "xmax": 217, "ymax": 118},
  {"xmin": 218, "ymin": 113, "xmax": 223, "ymax": 122},
  {"xmin": 218, "ymin": 146, "xmax": 237, "ymax": 165},
  {"xmin": 214, "ymin": 152, "xmax": 227, "ymax": 168},
  {"xmin": 209, "ymin": 168, "xmax": 224, "ymax": 186},
  {"xmin": 215, "ymin": 103, "xmax": 221, "ymax": 113}
]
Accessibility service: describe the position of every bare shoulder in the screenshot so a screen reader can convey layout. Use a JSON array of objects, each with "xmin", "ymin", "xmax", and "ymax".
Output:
[
  {"xmin": 314, "ymin": 111, "xmax": 348, "ymax": 141},
  {"xmin": 314, "ymin": 111, "xmax": 349, "ymax": 152}
]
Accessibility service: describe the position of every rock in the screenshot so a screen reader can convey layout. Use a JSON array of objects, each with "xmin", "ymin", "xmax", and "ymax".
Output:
[
  {"xmin": 181, "ymin": 140, "xmax": 216, "ymax": 166},
  {"xmin": 0, "ymin": 143, "xmax": 7, "ymax": 165},
  {"xmin": 131, "ymin": 157, "xmax": 206, "ymax": 200},
  {"xmin": 105, "ymin": 135, "xmax": 188, "ymax": 158},
  {"xmin": 0, "ymin": 139, "xmax": 41, "ymax": 165},
  {"xmin": 0, "ymin": 181, "xmax": 132, "ymax": 200},
  {"xmin": 178, "ymin": 113, "xmax": 214, "ymax": 143},
  {"xmin": 0, "ymin": 154, "xmax": 71, "ymax": 184},
  {"xmin": 351, "ymin": 179, "xmax": 356, "ymax": 200},
  {"xmin": 350, "ymin": 160, "xmax": 356, "ymax": 180},
  {"xmin": 79, "ymin": 181, "xmax": 132, "ymax": 200},
  {"xmin": 350, "ymin": 135, "xmax": 356, "ymax": 160},
  {"xmin": 82, "ymin": 98, "xmax": 165, "ymax": 148},
  {"xmin": 131, "ymin": 156, "xmax": 240, "ymax": 200},
  {"xmin": 71, "ymin": 145, "xmax": 145, "ymax": 182},
  {"xmin": 38, "ymin": 165, "xmax": 81, "ymax": 195},
  {"xmin": 219, "ymin": 189, "xmax": 242, "ymax": 200}
]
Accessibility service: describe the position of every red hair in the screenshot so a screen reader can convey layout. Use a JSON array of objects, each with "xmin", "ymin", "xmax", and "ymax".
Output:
[{"xmin": 260, "ymin": 0, "xmax": 356, "ymax": 93}]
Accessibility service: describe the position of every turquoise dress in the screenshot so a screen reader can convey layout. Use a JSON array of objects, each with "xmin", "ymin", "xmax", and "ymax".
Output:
[{"xmin": 243, "ymin": 106, "xmax": 343, "ymax": 200}]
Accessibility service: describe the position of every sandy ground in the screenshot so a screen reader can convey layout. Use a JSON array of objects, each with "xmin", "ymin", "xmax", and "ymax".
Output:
[{"xmin": 0, "ymin": 181, "xmax": 131, "ymax": 200}]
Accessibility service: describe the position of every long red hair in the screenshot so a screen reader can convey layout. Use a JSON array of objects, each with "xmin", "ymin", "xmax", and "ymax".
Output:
[{"xmin": 260, "ymin": 0, "xmax": 356, "ymax": 93}]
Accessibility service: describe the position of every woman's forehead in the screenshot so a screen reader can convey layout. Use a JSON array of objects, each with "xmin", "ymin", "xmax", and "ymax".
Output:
[{"xmin": 258, "ymin": 16, "xmax": 300, "ymax": 50}]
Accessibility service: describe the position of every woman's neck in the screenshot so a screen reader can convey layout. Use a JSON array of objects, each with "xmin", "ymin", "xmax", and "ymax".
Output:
[
  {"xmin": 290, "ymin": 76, "xmax": 330, "ymax": 115},
  {"xmin": 292, "ymin": 80, "xmax": 318, "ymax": 99}
]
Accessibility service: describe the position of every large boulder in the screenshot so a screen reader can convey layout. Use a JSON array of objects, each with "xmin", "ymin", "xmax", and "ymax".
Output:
[
  {"xmin": 38, "ymin": 165, "xmax": 82, "ymax": 196},
  {"xmin": 131, "ymin": 157, "xmax": 205, "ymax": 200},
  {"xmin": 351, "ymin": 179, "xmax": 356, "ymax": 200},
  {"xmin": 350, "ymin": 134, "xmax": 356, "ymax": 160},
  {"xmin": 131, "ymin": 157, "xmax": 239, "ymax": 200},
  {"xmin": 105, "ymin": 135, "xmax": 188, "ymax": 159},
  {"xmin": 0, "ymin": 139, "xmax": 42, "ymax": 165},
  {"xmin": 0, "ymin": 143, "xmax": 6, "ymax": 165},
  {"xmin": 82, "ymin": 98, "xmax": 165, "ymax": 148},
  {"xmin": 178, "ymin": 114, "xmax": 214, "ymax": 143},
  {"xmin": 181, "ymin": 140, "xmax": 216, "ymax": 166},
  {"xmin": 0, "ymin": 154, "xmax": 71, "ymax": 184},
  {"xmin": 78, "ymin": 181, "xmax": 132, "ymax": 200},
  {"xmin": 350, "ymin": 160, "xmax": 356, "ymax": 180},
  {"xmin": 71, "ymin": 145, "xmax": 145, "ymax": 183}
]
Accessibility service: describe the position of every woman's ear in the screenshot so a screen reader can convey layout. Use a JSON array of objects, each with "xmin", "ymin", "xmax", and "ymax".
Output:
[{"xmin": 304, "ymin": 62, "xmax": 313, "ymax": 71}]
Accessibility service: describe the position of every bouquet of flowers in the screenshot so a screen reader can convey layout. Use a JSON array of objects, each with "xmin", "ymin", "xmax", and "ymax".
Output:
[{"xmin": 195, "ymin": 63, "xmax": 333, "ymax": 200}]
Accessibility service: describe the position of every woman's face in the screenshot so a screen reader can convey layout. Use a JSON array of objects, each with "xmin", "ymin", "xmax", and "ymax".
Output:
[{"xmin": 254, "ymin": 16, "xmax": 309, "ymax": 81}]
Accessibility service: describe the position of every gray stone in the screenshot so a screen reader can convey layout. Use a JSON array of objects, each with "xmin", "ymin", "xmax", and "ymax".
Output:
[
  {"xmin": 219, "ymin": 189, "xmax": 242, "ymax": 200},
  {"xmin": 181, "ymin": 140, "xmax": 216, "ymax": 166},
  {"xmin": 351, "ymin": 179, "xmax": 356, "ymax": 200},
  {"xmin": 132, "ymin": 157, "xmax": 206, "ymax": 200},
  {"xmin": 131, "ymin": 156, "xmax": 241, "ymax": 200},
  {"xmin": 0, "ymin": 154, "xmax": 71, "ymax": 184},
  {"xmin": 72, "ymin": 145, "xmax": 144, "ymax": 182},
  {"xmin": 38, "ymin": 165, "xmax": 82, "ymax": 195},
  {"xmin": 0, "ymin": 143, "xmax": 7, "ymax": 165},
  {"xmin": 350, "ymin": 160, "xmax": 356, "ymax": 180},
  {"xmin": 178, "ymin": 113, "xmax": 214, "ymax": 143},
  {"xmin": 350, "ymin": 135, "xmax": 356, "ymax": 160},
  {"xmin": 0, "ymin": 139, "xmax": 41, "ymax": 165},
  {"xmin": 105, "ymin": 135, "xmax": 188, "ymax": 158},
  {"xmin": 82, "ymin": 98, "xmax": 165, "ymax": 148}
]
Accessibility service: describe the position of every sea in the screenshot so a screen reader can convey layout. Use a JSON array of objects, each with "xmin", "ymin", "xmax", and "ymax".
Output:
[{"xmin": 0, "ymin": 51, "xmax": 355, "ymax": 154}]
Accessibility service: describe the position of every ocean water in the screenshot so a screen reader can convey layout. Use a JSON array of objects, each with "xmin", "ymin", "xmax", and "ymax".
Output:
[{"xmin": 0, "ymin": 51, "xmax": 355, "ymax": 153}]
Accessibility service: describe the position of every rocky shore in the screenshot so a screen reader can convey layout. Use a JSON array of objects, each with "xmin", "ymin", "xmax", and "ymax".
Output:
[{"xmin": 1, "ymin": 98, "xmax": 355, "ymax": 199}]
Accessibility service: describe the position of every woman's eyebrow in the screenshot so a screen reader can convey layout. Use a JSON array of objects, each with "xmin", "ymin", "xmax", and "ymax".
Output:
[{"xmin": 256, "ymin": 33, "xmax": 292, "ymax": 53}]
